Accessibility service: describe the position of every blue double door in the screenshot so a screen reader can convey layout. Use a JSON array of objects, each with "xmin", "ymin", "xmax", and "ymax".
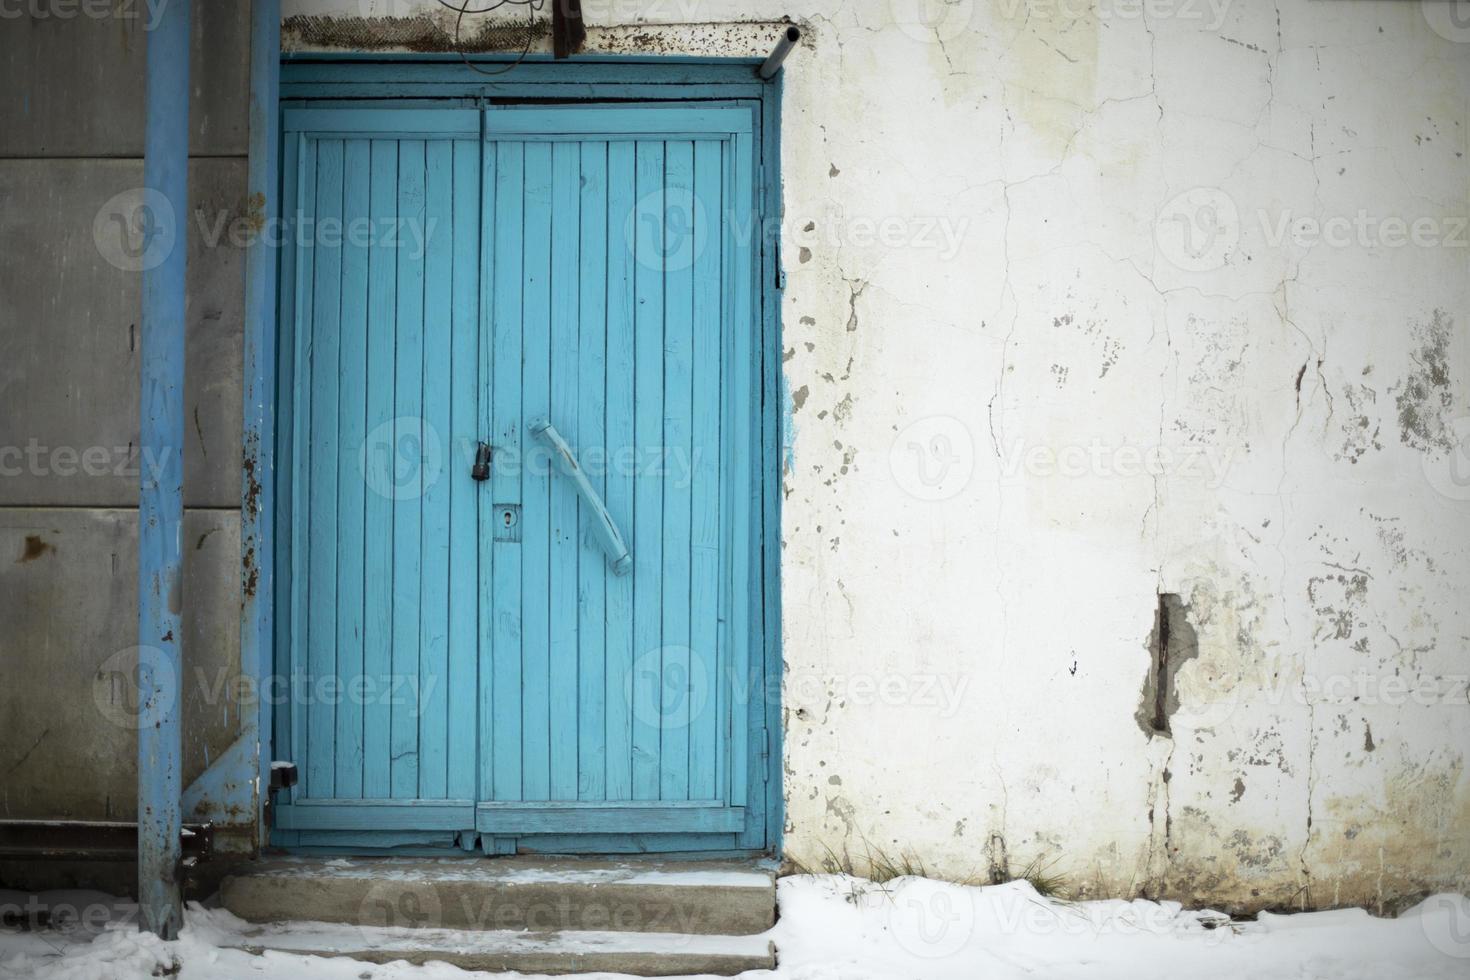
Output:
[{"xmin": 274, "ymin": 103, "xmax": 764, "ymax": 852}]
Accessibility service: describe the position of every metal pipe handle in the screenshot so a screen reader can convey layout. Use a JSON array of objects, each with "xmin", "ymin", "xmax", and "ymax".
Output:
[{"xmin": 529, "ymin": 418, "xmax": 632, "ymax": 576}]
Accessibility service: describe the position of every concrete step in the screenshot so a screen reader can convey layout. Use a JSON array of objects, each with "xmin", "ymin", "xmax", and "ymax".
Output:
[
  {"xmin": 219, "ymin": 856, "xmax": 776, "ymax": 936},
  {"xmin": 226, "ymin": 920, "xmax": 777, "ymax": 976}
]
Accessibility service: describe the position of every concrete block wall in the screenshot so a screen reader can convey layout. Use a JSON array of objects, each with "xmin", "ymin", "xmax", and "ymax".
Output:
[{"xmin": 0, "ymin": 7, "xmax": 253, "ymax": 855}]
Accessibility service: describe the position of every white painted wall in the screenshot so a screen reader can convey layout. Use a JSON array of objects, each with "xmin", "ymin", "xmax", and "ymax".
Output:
[{"xmin": 285, "ymin": 0, "xmax": 1470, "ymax": 910}]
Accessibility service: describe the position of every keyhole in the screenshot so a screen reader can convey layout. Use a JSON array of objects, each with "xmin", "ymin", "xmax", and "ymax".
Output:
[{"xmin": 492, "ymin": 503, "xmax": 520, "ymax": 542}]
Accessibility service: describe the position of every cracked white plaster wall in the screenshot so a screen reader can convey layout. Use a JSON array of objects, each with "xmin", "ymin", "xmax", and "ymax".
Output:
[{"xmin": 284, "ymin": 0, "xmax": 1470, "ymax": 910}]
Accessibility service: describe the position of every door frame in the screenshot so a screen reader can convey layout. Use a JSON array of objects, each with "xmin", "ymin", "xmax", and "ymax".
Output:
[{"xmin": 244, "ymin": 52, "xmax": 786, "ymax": 858}]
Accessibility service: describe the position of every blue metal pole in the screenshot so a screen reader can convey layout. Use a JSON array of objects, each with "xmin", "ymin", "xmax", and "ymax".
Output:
[
  {"xmin": 243, "ymin": 0, "xmax": 281, "ymax": 851},
  {"xmin": 139, "ymin": 0, "xmax": 190, "ymax": 939}
]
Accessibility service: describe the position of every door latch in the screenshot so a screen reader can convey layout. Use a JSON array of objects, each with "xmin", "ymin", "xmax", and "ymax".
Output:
[{"xmin": 471, "ymin": 442, "xmax": 492, "ymax": 481}]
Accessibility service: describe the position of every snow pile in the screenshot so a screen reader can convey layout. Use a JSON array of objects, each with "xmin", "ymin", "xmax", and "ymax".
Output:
[
  {"xmin": 0, "ymin": 908, "xmax": 476, "ymax": 980},
  {"xmin": 1, "ymin": 877, "xmax": 1467, "ymax": 979},
  {"xmin": 769, "ymin": 876, "xmax": 1470, "ymax": 979}
]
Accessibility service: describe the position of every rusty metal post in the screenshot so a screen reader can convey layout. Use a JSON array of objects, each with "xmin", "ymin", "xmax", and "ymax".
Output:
[{"xmin": 139, "ymin": 0, "xmax": 190, "ymax": 938}]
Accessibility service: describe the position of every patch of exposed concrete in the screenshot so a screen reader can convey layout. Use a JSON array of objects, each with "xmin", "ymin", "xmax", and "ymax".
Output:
[
  {"xmin": 1137, "ymin": 594, "xmax": 1202, "ymax": 738},
  {"xmin": 1394, "ymin": 309, "xmax": 1456, "ymax": 454}
]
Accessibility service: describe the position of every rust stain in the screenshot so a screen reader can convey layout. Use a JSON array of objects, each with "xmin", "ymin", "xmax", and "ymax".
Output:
[
  {"xmin": 242, "ymin": 446, "xmax": 262, "ymax": 516},
  {"xmin": 244, "ymin": 191, "xmax": 267, "ymax": 237},
  {"xmin": 242, "ymin": 437, "xmax": 262, "ymax": 602},
  {"xmin": 17, "ymin": 534, "xmax": 55, "ymax": 563},
  {"xmin": 243, "ymin": 545, "xmax": 259, "ymax": 601}
]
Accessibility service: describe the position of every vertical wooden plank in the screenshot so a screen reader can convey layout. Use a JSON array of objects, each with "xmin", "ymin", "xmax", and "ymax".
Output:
[
  {"xmin": 602, "ymin": 140, "xmax": 636, "ymax": 802},
  {"xmin": 520, "ymin": 140, "xmax": 554, "ymax": 802},
  {"xmin": 362, "ymin": 138, "xmax": 398, "ymax": 800},
  {"xmin": 548, "ymin": 141, "xmax": 581, "ymax": 801},
  {"xmin": 418, "ymin": 140, "xmax": 454, "ymax": 799},
  {"xmin": 756, "ymin": 96, "xmax": 780, "ymax": 850},
  {"xmin": 728, "ymin": 131, "xmax": 756, "ymax": 810},
  {"xmin": 490, "ymin": 141, "xmax": 524, "ymax": 803},
  {"xmin": 477, "ymin": 136, "xmax": 500, "ymax": 801},
  {"xmin": 631, "ymin": 139, "xmax": 665, "ymax": 801},
  {"xmin": 577, "ymin": 141, "xmax": 609, "ymax": 802},
  {"xmin": 285, "ymin": 135, "xmax": 313, "ymax": 801},
  {"xmin": 333, "ymin": 138, "xmax": 370, "ymax": 800},
  {"xmin": 688, "ymin": 138, "xmax": 722, "ymax": 802},
  {"xmin": 305, "ymin": 138, "xmax": 343, "ymax": 800},
  {"xmin": 660, "ymin": 140, "xmax": 695, "ymax": 802},
  {"xmin": 713, "ymin": 136, "xmax": 731, "ymax": 809},
  {"xmin": 448, "ymin": 137, "xmax": 481, "ymax": 803},
  {"xmin": 742, "ymin": 109, "xmax": 772, "ymax": 848},
  {"xmin": 390, "ymin": 139, "xmax": 426, "ymax": 799},
  {"xmin": 736, "ymin": 117, "xmax": 767, "ymax": 847}
]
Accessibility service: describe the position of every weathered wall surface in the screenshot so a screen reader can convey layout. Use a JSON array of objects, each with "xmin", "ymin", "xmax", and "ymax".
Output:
[
  {"xmin": 768, "ymin": 0, "xmax": 1470, "ymax": 912},
  {"xmin": 284, "ymin": 0, "xmax": 1470, "ymax": 911},
  {"xmin": 0, "ymin": 7, "xmax": 253, "ymax": 852},
  {"xmin": 764, "ymin": 0, "xmax": 1470, "ymax": 912}
]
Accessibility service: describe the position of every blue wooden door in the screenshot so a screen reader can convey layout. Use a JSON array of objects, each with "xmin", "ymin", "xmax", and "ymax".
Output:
[{"xmin": 274, "ymin": 104, "xmax": 761, "ymax": 852}]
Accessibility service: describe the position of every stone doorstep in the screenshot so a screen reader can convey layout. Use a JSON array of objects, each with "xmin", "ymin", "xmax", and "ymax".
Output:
[
  {"xmin": 219, "ymin": 855, "xmax": 778, "ymax": 937},
  {"xmin": 230, "ymin": 923, "xmax": 777, "ymax": 977}
]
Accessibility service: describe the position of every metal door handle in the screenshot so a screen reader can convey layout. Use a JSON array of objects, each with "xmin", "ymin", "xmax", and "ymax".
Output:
[
  {"xmin": 471, "ymin": 442, "xmax": 492, "ymax": 481},
  {"xmin": 528, "ymin": 418, "xmax": 632, "ymax": 576}
]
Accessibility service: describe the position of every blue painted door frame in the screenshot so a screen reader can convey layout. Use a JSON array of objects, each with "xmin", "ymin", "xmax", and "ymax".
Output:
[{"xmin": 254, "ymin": 58, "xmax": 785, "ymax": 856}]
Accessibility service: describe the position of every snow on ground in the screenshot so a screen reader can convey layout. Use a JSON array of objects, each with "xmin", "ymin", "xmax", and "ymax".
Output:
[
  {"xmin": 2, "ymin": 876, "xmax": 1468, "ymax": 979},
  {"xmin": 771, "ymin": 877, "xmax": 1470, "ymax": 979}
]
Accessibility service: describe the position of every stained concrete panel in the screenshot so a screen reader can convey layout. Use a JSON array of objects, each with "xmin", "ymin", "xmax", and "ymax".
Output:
[
  {"xmin": 0, "ymin": 4, "xmax": 250, "ymax": 158},
  {"xmin": 0, "ymin": 508, "xmax": 242, "ymax": 822},
  {"xmin": 0, "ymin": 158, "xmax": 245, "ymax": 508}
]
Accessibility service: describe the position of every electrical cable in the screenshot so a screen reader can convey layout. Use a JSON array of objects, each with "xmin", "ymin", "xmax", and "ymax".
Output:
[{"xmin": 435, "ymin": 0, "xmax": 547, "ymax": 77}]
